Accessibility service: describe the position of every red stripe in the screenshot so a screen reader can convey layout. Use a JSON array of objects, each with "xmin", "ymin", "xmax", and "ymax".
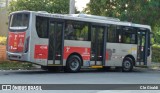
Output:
[
  {"xmin": 64, "ymin": 46, "xmax": 90, "ymax": 60},
  {"xmin": 34, "ymin": 45, "xmax": 48, "ymax": 59},
  {"xmin": 33, "ymin": 45, "xmax": 109, "ymax": 61}
]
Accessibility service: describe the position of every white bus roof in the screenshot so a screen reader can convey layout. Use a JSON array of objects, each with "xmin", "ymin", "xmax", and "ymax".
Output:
[{"xmin": 10, "ymin": 10, "xmax": 151, "ymax": 30}]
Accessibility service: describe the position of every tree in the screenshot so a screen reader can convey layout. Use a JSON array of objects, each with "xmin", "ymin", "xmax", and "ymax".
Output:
[
  {"xmin": 85, "ymin": 0, "xmax": 160, "ymax": 44},
  {"xmin": 85, "ymin": 0, "xmax": 160, "ymax": 25},
  {"xmin": 9, "ymin": 0, "xmax": 70, "ymax": 14}
]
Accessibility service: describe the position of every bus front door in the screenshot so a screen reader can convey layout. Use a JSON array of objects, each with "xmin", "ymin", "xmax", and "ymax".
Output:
[
  {"xmin": 137, "ymin": 30, "xmax": 148, "ymax": 65},
  {"xmin": 90, "ymin": 26, "xmax": 106, "ymax": 67},
  {"xmin": 48, "ymin": 21, "xmax": 64, "ymax": 65}
]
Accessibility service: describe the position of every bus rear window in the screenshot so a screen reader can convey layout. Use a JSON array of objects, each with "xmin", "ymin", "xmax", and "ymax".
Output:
[{"xmin": 9, "ymin": 13, "xmax": 29, "ymax": 30}]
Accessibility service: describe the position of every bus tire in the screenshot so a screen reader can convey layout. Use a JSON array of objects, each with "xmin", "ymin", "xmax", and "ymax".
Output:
[
  {"xmin": 65, "ymin": 55, "xmax": 81, "ymax": 73},
  {"xmin": 122, "ymin": 57, "xmax": 133, "ymax": 72}
]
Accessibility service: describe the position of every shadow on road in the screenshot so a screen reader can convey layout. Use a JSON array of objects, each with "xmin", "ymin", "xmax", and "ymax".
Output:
[{"xmin": 0, "ymin": 67, "xmax": 151, "ymax": 75}]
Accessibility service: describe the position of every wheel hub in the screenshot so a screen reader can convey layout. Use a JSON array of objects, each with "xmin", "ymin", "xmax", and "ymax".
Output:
[
  {"xmin": 70, "ymin": 59, "xmax": 79, "ymax": 70},
  {"xmin": 124, "ymin": 61, "xmax": 131, "ymax": 69}
]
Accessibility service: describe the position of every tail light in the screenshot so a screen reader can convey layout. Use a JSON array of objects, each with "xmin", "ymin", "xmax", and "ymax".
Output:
[{"xmin": 25, "ymin": 36, "xmax": 30, "ymax": 53}]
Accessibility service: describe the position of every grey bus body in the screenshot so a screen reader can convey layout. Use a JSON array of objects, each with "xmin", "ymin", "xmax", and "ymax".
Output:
[{"xmin": 7, "ymin": 11, "xmax": 151, "ymax": 72}]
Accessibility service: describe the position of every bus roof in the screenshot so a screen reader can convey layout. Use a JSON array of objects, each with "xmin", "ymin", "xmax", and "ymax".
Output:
[{"xmin": 10, "ymin": 10, "xmax": 151, "ymax": 30}]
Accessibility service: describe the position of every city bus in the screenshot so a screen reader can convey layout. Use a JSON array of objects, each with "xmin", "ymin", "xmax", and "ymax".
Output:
[{"xmin": 7, "ymin": 10, "xmax": 152, "ymax": 72}]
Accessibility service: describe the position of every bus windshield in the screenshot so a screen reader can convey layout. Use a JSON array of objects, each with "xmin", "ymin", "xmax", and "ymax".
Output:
[{"xmin": 9, "ymin": 13, "xmax": 29, "ymax": 30}]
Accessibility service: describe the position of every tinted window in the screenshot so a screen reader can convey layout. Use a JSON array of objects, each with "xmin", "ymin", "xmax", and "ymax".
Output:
[
  {"xmin": 107, "ymin": 25, "xmax": 117, "ymax": 42},
  {"xmin": 36, "ymin": 16, "xmax": 48, "ymax": 38},
  {"xmin": 10, "ymin": 13, "xmax": 29, "ymax": 30},
  {"xmin": 121, "ymin": 27, "xmax": 137, "ymax": 44},
  {"xmin": 116, "ymin": 26, "xmax": 123, "ymax": 43},
  {"xmin": 65, "ymin": 21, "xmax": 89, "ymax": 41},
  {"xmin": 107, "ymin": 26, "xmax": 137, "ymax": 44}
]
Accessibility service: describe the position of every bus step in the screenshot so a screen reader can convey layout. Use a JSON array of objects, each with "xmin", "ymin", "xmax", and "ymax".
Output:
[{"xmin": 90, "ymin": 66, "xmax": 103, "ymax": 68}]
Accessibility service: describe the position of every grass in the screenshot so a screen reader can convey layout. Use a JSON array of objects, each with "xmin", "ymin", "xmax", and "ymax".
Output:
[{"xmin": 0, "ymin": 61, "xmax": 33, "ymax": 70}]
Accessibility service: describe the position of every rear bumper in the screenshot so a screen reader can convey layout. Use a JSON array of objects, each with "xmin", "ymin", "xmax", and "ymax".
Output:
[{"xmin": 7, "ymin": 51, "xmax": 29, "ymax": 61}]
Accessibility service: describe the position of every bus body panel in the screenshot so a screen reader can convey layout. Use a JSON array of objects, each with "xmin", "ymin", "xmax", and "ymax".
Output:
[
  {"xmin": 106, "ymin": 43, "xmax": 137, "ymax": 66},
  {"xmin": 63, "ymin": 40, "xmax": 91, "ymax": 66},
  {"xmin": 29, "ymin": 13, "xmax": 48, "ymax": 66},
  {"xmin": 7, "ymin": 30, "xmax": 30, "ymax": 61}
]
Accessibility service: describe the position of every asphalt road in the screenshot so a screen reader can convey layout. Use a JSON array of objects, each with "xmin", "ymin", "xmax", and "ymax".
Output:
[{"xmin": 0, "ymin": 68, "xmax": 160, "ymax": 93}]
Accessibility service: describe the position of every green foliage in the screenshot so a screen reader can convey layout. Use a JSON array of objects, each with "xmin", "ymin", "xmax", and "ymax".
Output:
[
  {"xmin": 152, "ymin": 45, "xmax": 160, "ymax": 62},
  {"xmin": 9, "ymin": 0, "xmax": 69, "ymax": 14},
  {"xmin": 85, "ymin": 0, "xmax": 160, "ymax": 45},
  {"xmin": 85, "ymin": 0, "xmax": 160, "ymax": 26},
  {"xmin": 0, "ymin": 61, "xmax": 33, "ymax": 70},
  {"xmin": 152, "ymin": 23, "xmax": 160, "ymax": 44}
]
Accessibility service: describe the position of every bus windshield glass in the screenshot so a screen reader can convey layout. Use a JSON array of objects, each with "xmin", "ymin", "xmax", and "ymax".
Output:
[{"xmin": 9, "ymin": 13, "xmax": 29, "ymax": 30}]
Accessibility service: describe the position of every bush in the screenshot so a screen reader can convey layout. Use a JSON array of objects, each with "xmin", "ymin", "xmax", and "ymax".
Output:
[
  {"xmin": 0, "ymin": 36, "xmax": 7, "ymax": 45},
  {"xmin": 152, "ymin": 45, "xmax": 160, "ymax": 62},
  {"xmin": 0, "ymin": 61, "xmax": 33, "ymax": 70}
]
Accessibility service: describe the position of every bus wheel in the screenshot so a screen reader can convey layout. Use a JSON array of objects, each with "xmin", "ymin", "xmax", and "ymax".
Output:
[
  {"xmin": 122, "ymin": 57, "xmax": 133, "ymax": 72},
  {"xmin": 65, "ymin": 55, "xmax": 81, "ymax": 73}
]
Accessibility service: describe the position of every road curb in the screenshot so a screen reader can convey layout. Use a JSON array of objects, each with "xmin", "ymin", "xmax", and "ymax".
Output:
[{"xmin": 150, "ymin": 62, "xmax": 160, "ymax": 71}]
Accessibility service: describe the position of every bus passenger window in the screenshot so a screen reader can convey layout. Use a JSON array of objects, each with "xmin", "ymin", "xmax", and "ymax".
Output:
[
  {"xmin": 123, "ymin": 32, "xmax": 131, "ymax": 43},
  {"xmin": 36, "ymin": 16, "xmax": 48, "ymax": 38},
  {"xmin": 107, "ymin": 25, "xmax": 116, "ymax": 43},
  {"xmin": 121, "ymin": 27, "xmax": 136, "ymax": 44},
  {"xmin": 131, "ymin": 34, "xmax": 136, "ymax": 44},
  {"xmin": 119, "ymin": 35, "xmax": 122, "ymax": 43},
  {"xmin": 65, "ymin": 21, "xmax": 89, "ymax": 41},
  {"xmin": 65, "ymin": 24, "xmax": 75, "ymax": 40},
  {"xmin": 115, "ymin": 26, "xmax": 122, "ymax": 43}
]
